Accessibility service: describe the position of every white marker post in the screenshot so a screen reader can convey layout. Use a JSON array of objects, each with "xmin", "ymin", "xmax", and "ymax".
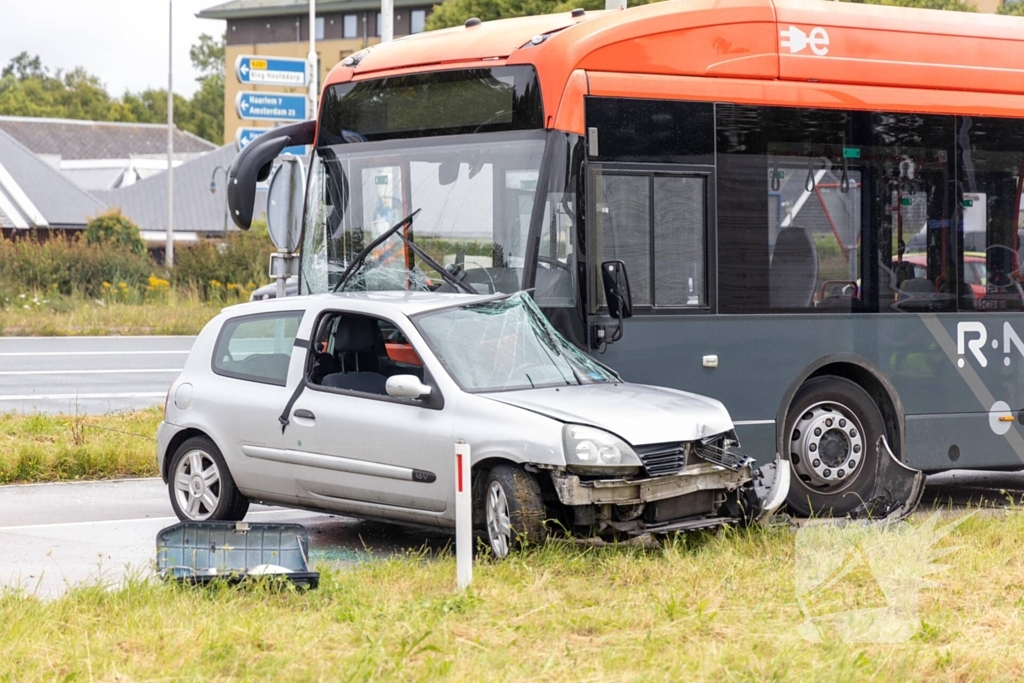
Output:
[{"xmin": 455, "ymin": 440, "xmax": 472, "ymax": 590}]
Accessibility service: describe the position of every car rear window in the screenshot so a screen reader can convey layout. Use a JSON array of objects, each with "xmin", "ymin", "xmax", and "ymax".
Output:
[{"xmin": 212, "ymin": 311, "xmax": 304, "ymax": 386}]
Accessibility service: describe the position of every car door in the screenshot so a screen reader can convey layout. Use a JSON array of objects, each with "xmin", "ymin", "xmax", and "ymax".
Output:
[
  {"xmin": 284, "ymin": 308, "xmax": 455, "ymax": 524},
  {"xmin": 203, "ymin": 308, "xmax": 308, "ymax": 503}
]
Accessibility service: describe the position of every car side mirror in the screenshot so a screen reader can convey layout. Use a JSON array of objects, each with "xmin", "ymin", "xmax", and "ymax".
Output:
[
  {"xmin": 601, "ymin": 260, "xmax": 633, "ymax": 319},
  {"xmin": 386, "ymin": 375, "xmax": 433, "ymax": 400}
]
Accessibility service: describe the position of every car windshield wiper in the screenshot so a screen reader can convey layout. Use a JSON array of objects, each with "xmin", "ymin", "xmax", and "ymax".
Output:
[{"xmin": 333, "ymin": 209, "xmax": 476, "ymax": 295}]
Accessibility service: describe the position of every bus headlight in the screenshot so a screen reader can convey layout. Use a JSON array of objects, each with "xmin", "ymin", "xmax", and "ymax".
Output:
[{"xmin": 563, "ymin": 425, "xmax": 642, "ymax": 475}]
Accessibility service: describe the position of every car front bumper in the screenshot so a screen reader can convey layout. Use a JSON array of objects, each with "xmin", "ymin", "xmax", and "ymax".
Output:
[
  {"xmin": 548, "ymin": 458, "xmax": 789, "ymax": 534},
  {"xmin": 550, "ymin": 461, "xmax": 749, "ymax": 507}
]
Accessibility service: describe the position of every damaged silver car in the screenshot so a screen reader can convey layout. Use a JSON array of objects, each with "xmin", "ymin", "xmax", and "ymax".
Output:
[{"xmin": 158, "ymin": 291, "xmax": 789, "ymax": 558}]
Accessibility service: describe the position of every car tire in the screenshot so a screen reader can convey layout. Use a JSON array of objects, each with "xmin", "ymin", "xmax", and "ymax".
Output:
[
  {"xmin": 168, "ymin": 436, "xmax": 249, "ymax": 522},
  {"xmin": 785, "ymin": 376, "xmax": 887, "ymax": 518},
  {"xmin": 483, "ymin": 465, "xmax": 547, "ymax": 559}
]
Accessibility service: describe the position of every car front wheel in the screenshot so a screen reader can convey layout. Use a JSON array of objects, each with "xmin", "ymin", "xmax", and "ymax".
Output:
[
  {"xmin": 168, "ymin": 436, "xmax": 249, "ymax": 522},
  {"xmin": 484, "ymin": 465, "xmax": 547, "ymax": 559}
]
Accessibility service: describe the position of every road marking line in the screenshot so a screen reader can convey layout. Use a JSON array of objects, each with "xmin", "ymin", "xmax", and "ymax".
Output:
[
  {"xmin": 0, "ymin": 351, "xmax": 190, "ymax": 357},
  {"xmin": 0, "ymin": 392, "xmax": 166, "ymax": 401},
  {"xmin": 0, "ymin": 509, "xmax": 318, "ymax": 532},
  {"xmin": 0, "ymin": 369, "xmax": 182, "ymax": 376}
]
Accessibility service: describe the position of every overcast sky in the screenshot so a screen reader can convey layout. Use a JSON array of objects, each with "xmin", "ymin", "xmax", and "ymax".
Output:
[{"xmin": 0, "ymin": 0, "xmax": 227, "ymax": 98}]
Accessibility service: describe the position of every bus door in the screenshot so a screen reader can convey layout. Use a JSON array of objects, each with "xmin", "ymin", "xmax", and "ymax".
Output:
[{"xmin": 585, "ymin": 163, "xmax": 715, "ymax": 390}]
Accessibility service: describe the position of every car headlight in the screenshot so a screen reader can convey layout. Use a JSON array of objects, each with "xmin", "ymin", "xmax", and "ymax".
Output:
[{"xmin": 562, "ymin": 424, "xmax": 642, "ymax": 475}]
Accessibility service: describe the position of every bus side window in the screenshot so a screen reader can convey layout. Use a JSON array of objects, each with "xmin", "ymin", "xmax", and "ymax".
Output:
[
  {"xmin": 717, "ymin": 105, "xmax": 957, "ymax": 314},
  {"xmin": 956, "ymin": 116, "xmax": 1024, "ymax": 312}
]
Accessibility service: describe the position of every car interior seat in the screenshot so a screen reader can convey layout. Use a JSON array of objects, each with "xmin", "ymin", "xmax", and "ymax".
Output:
[
  {"xmin": 320, "ymin": 316, "xmax": 388, "ymax": 393},
  {"xmin": 769, "ymin": 227, "xmax": 818, "ymax": 308}
]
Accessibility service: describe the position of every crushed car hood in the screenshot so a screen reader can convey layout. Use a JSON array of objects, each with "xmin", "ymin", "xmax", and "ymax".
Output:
[{"xmin": 481, "ymin": 383, "xmax": 734, "ymax": 446}]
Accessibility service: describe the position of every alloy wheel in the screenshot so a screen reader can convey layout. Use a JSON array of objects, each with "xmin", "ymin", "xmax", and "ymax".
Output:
[
  {"xmin": 485, "ymin": 480, "xmax": 512, "ymax": 558},
  {"xmin": 173, "ymin": 448, "xmax": 222, "ymax": 520}
]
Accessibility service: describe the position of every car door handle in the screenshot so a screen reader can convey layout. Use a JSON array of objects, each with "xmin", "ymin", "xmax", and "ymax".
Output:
[{"xmin": 293, "ymin": 409, "xmax": 315, "ymax": 420}]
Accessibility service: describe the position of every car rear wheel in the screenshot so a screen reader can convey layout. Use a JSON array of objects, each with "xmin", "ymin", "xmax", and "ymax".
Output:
[
  {"xmin": 168, "ymin": 436, "xmax": 249, "ymax": 522},
  {"xmin": 785, "ymin": 377, "xmax": 887, "ymax": 517},
  {"xmin": 484, "ymin": 465, "xmax": 547, "ymax": 559}
]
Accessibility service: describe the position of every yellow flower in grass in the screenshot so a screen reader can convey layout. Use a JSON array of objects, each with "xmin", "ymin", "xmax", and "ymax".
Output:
[
  {"xmin": 118, "ymin": 282, "xmax": 128, "ymax": 290},
  {"xmin": 147, "ymin": 275, "xmax": 170, "ymax": 290},
  {"xmin": 102, "ymin": 281, "xmax": 112, "ymax": 289},
  {"xmin": 209, "ymin": 279, "xmax": 223, "ymax": 289}
]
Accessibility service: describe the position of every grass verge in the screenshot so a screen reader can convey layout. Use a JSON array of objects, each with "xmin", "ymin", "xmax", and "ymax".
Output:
[
  {"xmin": 0, "ymin": 407, "xmax": 161, "ymax": 484},
  {"xmin": 2, "ymin": 511, "xmax": 1022, "ymax": 681},
  {"xmin": 0, "ymin": 295, "xmax": 221, "ymax": 336}
]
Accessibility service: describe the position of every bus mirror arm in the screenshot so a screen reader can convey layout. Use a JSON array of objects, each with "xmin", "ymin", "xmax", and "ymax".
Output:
[{"xmin": 227, "ymin": 119, "xmax": 316, "ymax": 230}]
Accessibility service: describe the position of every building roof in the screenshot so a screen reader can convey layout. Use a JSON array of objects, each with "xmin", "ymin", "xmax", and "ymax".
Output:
[
  {"xmin": 94, "ymin": 144, "xmax": 250, "ymax": 237},
  {"xmin": 0, "ymin": 129, "xmax": 105, "ymax": 230},
  {"xmin": 0, "ymin": 116, "xmax": 216, "ymax": 161},
  {"xmin": 198, "ymin": 0, "xmax": 426, "ymax": 20}
]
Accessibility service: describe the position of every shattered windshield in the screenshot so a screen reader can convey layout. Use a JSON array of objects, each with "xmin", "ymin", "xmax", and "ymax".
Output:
[
  {"xmin": 300, "ymin": 132, "xmax": 548, "ymax": 295},
  {"xmin": 300, "ymin": 129, "xmax": 582, "ymax": 311},
  {"xmin": 414, "ymin": 293, "xmax": 618, "ymax": 392}
]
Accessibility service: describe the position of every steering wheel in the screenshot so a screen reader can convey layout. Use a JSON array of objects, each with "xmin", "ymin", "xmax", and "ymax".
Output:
[{"xmin": 537, "ymin": 255, "xmax": 571, "ymax": 272}]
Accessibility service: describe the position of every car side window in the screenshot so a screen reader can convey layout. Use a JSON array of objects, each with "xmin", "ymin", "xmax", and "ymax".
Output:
[
  {"xmin": 212, "ymin": 311, "xmax": 303, "ymax": 386},
  {"xmin": 308, "ymin": 311, "xmax": 425, "ymax": 396}
]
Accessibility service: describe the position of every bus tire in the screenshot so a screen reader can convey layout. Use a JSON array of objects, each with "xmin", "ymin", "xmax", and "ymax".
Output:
[{"xmin": 784, "ymin": 376, "xmax": 887, "ymax": 517}]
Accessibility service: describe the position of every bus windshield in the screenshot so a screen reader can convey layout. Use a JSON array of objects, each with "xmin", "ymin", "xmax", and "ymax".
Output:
[{"xmin": 300, "ymin": 65, "xmax": 581, "ymax": 304}]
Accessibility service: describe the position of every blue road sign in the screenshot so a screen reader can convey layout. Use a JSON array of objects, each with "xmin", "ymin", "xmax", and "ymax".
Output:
[
  {"xmin": 234, "ymin": 55, "xmax": 308, "ymax": 87},
  {"xmin": 235, "ymin": 91, "xmax": 307, "ymax": 122},
  {"xmin": 235, "ymin": 127, "xmax": 307, "ymax": 157}
]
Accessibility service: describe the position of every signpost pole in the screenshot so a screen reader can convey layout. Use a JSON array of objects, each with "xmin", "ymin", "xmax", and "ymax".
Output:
[
  {"xmin": 308, "ymin": 0, "xmax": 317, "ymax": 117},
  {"xmin": 455, "ymin": 440, "xmax": 472, "ymax": 590}
]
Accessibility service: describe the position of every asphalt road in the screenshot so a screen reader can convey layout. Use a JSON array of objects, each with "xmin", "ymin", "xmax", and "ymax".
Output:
[
  {"xmin": 0, "ymin": 478, "xmax": 453, "ymax": 598},
  {"xmin": 3, "ymin": 470, "xmax": 1024, "ymax": 598},
  {"xmin": 0, "ymin": 336, "xmax": 195, "ymax": 414}
]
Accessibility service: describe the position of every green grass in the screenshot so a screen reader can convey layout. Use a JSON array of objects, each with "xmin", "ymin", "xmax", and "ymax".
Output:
[
  {"xmin": 3, "ymin": 511, "xmax": 1024, "ymax": 681},
  {"xmin": 0, "ymin": 408, "xmax": 161, "ymax": 484},
  {"xmin": 0, "ymin": 292, "xmax": 225, "ymax": 336}
]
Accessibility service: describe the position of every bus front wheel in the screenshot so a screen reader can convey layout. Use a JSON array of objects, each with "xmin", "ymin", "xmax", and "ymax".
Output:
[{"xmin": 784, "ymin": 376, "xmax": 887, "ymax": 517}]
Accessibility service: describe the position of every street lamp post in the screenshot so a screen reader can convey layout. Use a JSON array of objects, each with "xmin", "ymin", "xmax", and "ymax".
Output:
[
  {"xmin": 209, "ymin": 165, "xmax": 229, "ymax": 235},
  {"xmin": 166, "ymin": 0, "xmax": 174, "ymax": 267}
]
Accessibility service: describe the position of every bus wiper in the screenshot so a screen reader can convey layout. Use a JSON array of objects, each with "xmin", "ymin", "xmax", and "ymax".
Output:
[{"xmin": 334, "ymin": 210, "xmax": 420, "ymax": 292}]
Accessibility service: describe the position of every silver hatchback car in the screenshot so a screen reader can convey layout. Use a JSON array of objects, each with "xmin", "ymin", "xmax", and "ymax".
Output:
[{"xmin": 158, "ymin": 291, "xmax": 787, "ymax": 557}]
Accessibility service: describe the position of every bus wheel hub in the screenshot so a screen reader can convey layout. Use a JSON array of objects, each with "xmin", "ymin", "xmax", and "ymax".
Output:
[{"xmin": 793, "ymin": 404, "xmax": 864, "ymax": 486}]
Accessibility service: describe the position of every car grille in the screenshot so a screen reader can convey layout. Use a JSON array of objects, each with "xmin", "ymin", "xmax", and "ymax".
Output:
[{"xmin": 635, "ymin": 442, "xmax": 689, "ymax": 477}]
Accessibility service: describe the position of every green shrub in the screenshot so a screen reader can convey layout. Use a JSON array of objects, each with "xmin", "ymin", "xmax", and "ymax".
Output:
[
  {"xmin": 85, "ymin": 209, "xmax": 146, "ymax": 256},
  {"xmin": 171, "ymin": 221, "xmax": 272, "ymax": 297},
  {"xmin": 0, "ymin": 235, "xmax": 150, "ymax": 297}
]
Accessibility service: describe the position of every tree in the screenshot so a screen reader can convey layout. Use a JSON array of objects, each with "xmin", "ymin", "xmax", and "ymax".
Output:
[
  {"xmin": 426, "ymin": 0, "xmax": 654, "ymax": 29},
  {"xmin": 0, "ymin": 37, "xmax": 226, "ymax": 144},
  {"xmin": 844, "ymin": 0, "xmax": 976, "ymax": 10},
  {"xmin": 998, "ymin": 0, "xmax": 1024, "ymax": 14},
  {"xmin": 85, "ymin": 209, "xmax": 146, "ymax": 256},
  {"xmin": 187, "ymin": 34, "xmax": 226, "ymax": 144},
  {"xmin": 190, "ymin": 33, "xmax": 226, "ymax": 80},
  {"xmin": 1, "ymin": 52, "xmax": 46, "ymax": 80}
]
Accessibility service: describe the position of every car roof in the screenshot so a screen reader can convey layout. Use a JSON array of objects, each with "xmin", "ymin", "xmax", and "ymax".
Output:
[{"xmin": 222, "ymin": 290, "xmax": 505, "ymax": 319}]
